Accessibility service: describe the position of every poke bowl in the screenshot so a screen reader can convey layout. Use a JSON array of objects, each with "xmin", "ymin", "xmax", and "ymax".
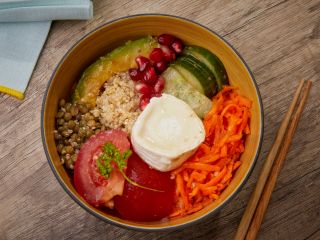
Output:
[{"xmin": 41, "ymin": 14, "xmax": 263, "ymax": 231}]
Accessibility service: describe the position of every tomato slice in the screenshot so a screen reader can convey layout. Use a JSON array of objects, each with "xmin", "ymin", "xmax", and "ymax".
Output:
[
  {"xmin": 74, "ymin": 130, "xmax": 130, "ymax": 207},
  {"xmin": 114, "ymin": 152, "xmax": 175, "ymax": 221}
]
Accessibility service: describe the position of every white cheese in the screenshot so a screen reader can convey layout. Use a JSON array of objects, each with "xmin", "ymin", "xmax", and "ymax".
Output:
[{"xmin": 131, "ymin": 94, "xmax": 205, "ymax": 172}]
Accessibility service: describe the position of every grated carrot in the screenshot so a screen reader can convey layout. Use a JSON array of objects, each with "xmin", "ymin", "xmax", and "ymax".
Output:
[
  {"xmin": 187, "ymin": 171, "xmax": 206, "ymax": 188},
  {"xmin": 176, "ymin": 174, "xmax": 190, "ymax": 209},
  {"xmin": 182, "ymin": 170, "xmax": 189, "ymax": 182},
  {"xmin": 183, "ymin": 162, "xmax": 221, "ymax": 172},
  {"xmin": 170, "ymin": 86, "xmax": 252, "ymax": 218},
  {"xmin": 233, "ymin": 161, "xmax": 242, "ymax": 171}
]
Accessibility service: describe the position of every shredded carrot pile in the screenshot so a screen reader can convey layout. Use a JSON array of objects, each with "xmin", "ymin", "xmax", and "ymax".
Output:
[{"xmin": 170, "ymin": 86, "xmax": 252, "ymax": 218}]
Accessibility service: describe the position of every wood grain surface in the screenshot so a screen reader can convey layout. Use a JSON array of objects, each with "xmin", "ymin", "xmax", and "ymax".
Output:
[{"xmin": 0, "ymin": 0, "xmax": 319, "ymax": 239}]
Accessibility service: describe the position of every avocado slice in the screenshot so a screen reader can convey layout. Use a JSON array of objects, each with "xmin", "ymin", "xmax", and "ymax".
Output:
[{"xmin": 72, "ymin": 36, "xmax": 158, "ymax": 107}]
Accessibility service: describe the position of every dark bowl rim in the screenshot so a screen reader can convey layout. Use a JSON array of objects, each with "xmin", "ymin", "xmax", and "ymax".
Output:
[{"xmin": 41, "ymin": 13, "xmax": 264, "ymax": 232}]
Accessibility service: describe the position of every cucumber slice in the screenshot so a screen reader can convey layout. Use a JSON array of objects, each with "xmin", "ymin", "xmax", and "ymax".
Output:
[
  {"xmin": 162, "ymin": 67, "xmax": 212, "ymax": 118},
  {"xmin": 172, "ymin": 55, "xmax": 217, "ymax": 98},
  {"xmin": 171, "ymin": 61, "xmax": 204, "ymax": 94},
  {"xmin": 184, "ymin": 46, "xmax": 228, "ymax": 91}
]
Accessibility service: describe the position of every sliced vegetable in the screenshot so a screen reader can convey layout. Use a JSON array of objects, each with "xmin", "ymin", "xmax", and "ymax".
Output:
[
  {"xmin": 170, "ymin": 87, "xmax": 252, "ymax": 218},
  {"xmin": 172, "ymin": 55, "xmax": 217, "ymax": 98},
  {"xmin": 183, "ymin": 46, "xmax": 228, "ymax": 90},
  {"xmin": 114, "ymin": 152, "xmax": 175, "ymax": 221},
  {"xmin": 162, "ymin": 67, "xmax": 212, "ymax": 118},
  {"xmin": 97, "ymin": 142, "xmax": 163, "ymax": 192},
  {"xmin": 72, "ymin": 36, "xmax": 158, "ymax": 107},
  {"xmin": 73, "ymin": 130, "xmax": 130, "ymax": 207}
]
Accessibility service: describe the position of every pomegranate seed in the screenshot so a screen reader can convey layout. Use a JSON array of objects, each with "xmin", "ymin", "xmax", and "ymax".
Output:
[
  {"xmin": 135, "ymin": 56, "xmax": 150, "ymax": 72},
  {"xmin": 158, "ymin": 34, "xmax": 175, "ymax": 46},
  {"xmin": 143, "ymin": 66, "xmax": 157, "ymax": 85},
  {"xmin": 171, "ymin": 39, "xmax": 184, "ymax": 54},
  {"xmin": 135, "ymin": 82, "xmax": 152, "ymax": 95},
  {"xmin": 161, "ymin": 45, "xmax": 176, "ymax": 62},
  {"xmin": 154, "ymin": 76, "xmax": 166, "ymax": 94},
  {"xmin": 154, "ymin": 60, "xmax": 168, "ymax": 74},
  {"xmin": 149, "ymin": 48, "xmax": 164, "ymax": 62},
  {"xmin": 128, "ymin": 68, "xmax": 142, "ymax": 81},
  {"xmin": 140, "ymin": 95, "xmax": 150, "ymax": 110}
]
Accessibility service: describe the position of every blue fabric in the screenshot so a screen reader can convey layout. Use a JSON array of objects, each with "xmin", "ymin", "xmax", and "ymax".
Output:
[
  {"xmin": 0, "ymin": 0, "xmax": 93, "ymax": 99},
  {"xmin": 0, "ymin": 21, "xmax": 51, "ymax": 97},
  {"xmin": 0, "ymin": 0, "xmax": 93, "ymax": 22}
]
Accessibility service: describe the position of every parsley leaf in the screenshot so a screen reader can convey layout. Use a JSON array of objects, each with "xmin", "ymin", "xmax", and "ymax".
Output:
[{"xmin": 96, "ymin": 142, "xmax": 163, "ymax": 192}]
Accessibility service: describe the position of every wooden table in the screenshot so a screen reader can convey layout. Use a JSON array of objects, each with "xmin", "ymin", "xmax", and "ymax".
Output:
[{"xmin": 1, "ymin": 0, "xmax": 319, "ymax": 239}]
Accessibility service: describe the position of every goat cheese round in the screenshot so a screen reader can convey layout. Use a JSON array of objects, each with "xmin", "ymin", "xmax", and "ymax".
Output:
[{"xmin": 131, "ymin": 94, "xmax": 205, "ymax": 172}]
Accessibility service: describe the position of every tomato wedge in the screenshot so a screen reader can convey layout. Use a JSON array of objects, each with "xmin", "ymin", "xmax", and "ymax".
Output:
[
  {"xmin": 74, "ymin": 130, "xmax": 130, "ymax": 207},
  {"xmin": 114, "ymin": 152, "xmax": 175, "ymax": 221}
]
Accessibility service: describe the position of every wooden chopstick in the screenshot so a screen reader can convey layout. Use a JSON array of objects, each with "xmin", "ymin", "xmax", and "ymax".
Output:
[
  {"xmin": 245, "ymin": 80, "xmax": 312, "ymax": 239},
  {"xmin": 234, "ymin": 80, "xmax": 309, "ymax": 240}
]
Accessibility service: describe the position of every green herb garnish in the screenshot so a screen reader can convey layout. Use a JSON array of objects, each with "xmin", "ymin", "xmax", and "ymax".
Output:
[{"xmin": 97, "ymin": 142, "xmax": 163, "ymax": 192}]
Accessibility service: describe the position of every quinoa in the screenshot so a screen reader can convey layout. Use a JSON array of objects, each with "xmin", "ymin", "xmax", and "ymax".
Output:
[{"xmin": 92, "ymin": 72, "xmax": 141, "ymax": 134}]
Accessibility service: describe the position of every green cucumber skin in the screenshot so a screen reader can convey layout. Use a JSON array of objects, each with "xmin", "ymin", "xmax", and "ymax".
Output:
[
  {"xmin": 172, "ymin": 55, "xmax": 217, "ymax": 98},
  {"xmin": 171, "ymin": 63, "xmax": 204, "ymax": 95},
  {"xmin": 184, "ymin": 46, "xmax": 228, "ymax": 91},
  {"xmin": 162, "ymin": 67, "xmax": 212, "ymax": 118},
  {"xmin": 182, "ymin": 55, "xmax": 217, "ymax": 97}
]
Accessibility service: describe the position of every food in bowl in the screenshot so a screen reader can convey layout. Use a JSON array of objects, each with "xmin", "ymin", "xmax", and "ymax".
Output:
[{"xmin": 53, "ymin": 33, "xmax": 252, "ymax": 222}]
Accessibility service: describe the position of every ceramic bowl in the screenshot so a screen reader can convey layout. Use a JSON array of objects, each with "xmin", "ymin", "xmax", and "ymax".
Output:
[{"xmin": 42, "ymin": 14, "xmax": 263, "ymax": 231}]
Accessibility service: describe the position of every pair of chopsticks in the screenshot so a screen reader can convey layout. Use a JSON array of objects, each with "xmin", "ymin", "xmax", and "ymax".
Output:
[{"xmin": 234, "ymin": 80, "xmax": 312, "ymax": 240}]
